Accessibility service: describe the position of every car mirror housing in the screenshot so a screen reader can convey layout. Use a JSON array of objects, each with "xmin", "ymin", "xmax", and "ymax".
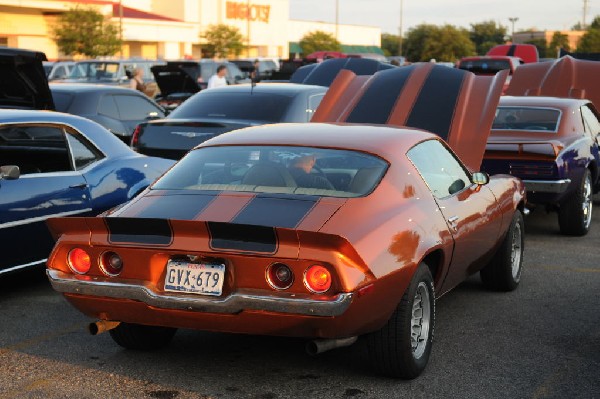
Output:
[
  {"xmin": 0, "ymin": 165, "xmax": 20, "ymax": 180},
  {"xmin": 472, "ymin": 172, "xmax": 490, "ymax": 185}
]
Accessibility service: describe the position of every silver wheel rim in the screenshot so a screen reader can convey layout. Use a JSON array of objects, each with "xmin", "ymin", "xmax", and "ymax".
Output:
[
  {"xmin": 411, "ymin": 282, "xmax": 431, "ymax": 359},
  {"xmin": 511, "ymin": 221, "xmax": 523, "ymax": 280},
  {"xmin": 582, "ymin": 174, "xmax": 593, "ymax": 230}
]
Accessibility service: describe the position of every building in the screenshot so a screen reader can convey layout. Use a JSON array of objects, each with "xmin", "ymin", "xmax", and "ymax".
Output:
[
  {"xmin": 513, "ymin": 30, "xmax": 585, "ymax": 54},
  {"xmin": 0, "ymin": 0, "xmax": 382, "ymax": 60}
]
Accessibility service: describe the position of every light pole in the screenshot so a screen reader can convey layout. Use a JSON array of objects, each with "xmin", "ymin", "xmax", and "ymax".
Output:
[
  {"xmin": 335, "ymin": 0, "xmax": 339, "ymax": 41},
  {"xmin": 398, "ymin": 0, "xmax": 404, "ymax": 56},
  {"xmin": 509, "ymin": 17, "xmax": 518, "ymax": 41}
]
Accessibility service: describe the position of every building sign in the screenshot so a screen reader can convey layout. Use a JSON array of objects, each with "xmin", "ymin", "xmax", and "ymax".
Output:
[{"xmin": 226, "ymin": 2, "xmax": 270, "ymax": 23}]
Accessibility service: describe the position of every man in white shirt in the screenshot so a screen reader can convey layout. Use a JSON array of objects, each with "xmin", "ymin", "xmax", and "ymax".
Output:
[{"xmin": 207, "ymin": 65, "xmax": 228, "ymax": 89}]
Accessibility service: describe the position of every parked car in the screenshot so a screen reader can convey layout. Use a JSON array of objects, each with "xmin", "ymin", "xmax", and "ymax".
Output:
[
  {"xmin": 487, "ymin": 44, "xmax": 539, "ymax": 63},
  {"xmin": 0, "ymin": 110, "xmax": 174, "ymax": 275},
  {"xmin": 43, "ymin": 60, "xmax": 75, "ymax": 81},
  {"xmin": 482, "ymin": 56, "xmax": 600, "ymax": 236},
  {"xmin": 45, "ymin": 63, "xmax": 525, "ymax": 379},
  {"xmin": 63, "ymin": 59, "xmax": 163, "ymax": 97},
  {"xmin": 50, "ymin": 83, "xmax": 167, "ymax": 144},
  {"xmin": 131, "ymin": 83, "xmax": 328, "ymax": 159},
  {"xmin": 457, "ymin": 56, "xmax": 523, "ymax": 93},
  {"xmin": 150, "ymin": 63, "xmax": 201, "ymax": 110},
  {"xmin": 231, "ymin": 58, "xmax": 278, "ymax": 80},
  {"xmin": 162, "ymin": 60, "xmax": 250, "ymax": 90}
]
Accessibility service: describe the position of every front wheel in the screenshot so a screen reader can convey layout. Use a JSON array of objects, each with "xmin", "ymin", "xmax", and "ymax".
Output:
[
  {"xmin": 109, "ymin": 322, "xmax": 177, "ymax": 350},
  {"xmin": 366, "ymin": 263, "xmax": 435, "ymax": 379},
  {"xmin": 558, "ymin": 169, "xmax": 593, "ymax": 236},
  {"xmin": 481, "ymin": 210, "xmax": 524, "ymax": 291}
]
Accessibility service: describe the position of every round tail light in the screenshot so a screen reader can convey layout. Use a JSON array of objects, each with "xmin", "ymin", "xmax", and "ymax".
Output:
[
  {"xmin": 266, "ymin": 263, "xmax": 294, "ymax": 290},
  {"xmin": 304, "ymin": 265, "xmax": 332, "ymax": 293},
  {"xmin": 99, "ymin": 251, "xmax": 123, "ymax": 276},
  {"xmin": 67, "ymin": 248, "xmax": 91, "ymax": 274}
]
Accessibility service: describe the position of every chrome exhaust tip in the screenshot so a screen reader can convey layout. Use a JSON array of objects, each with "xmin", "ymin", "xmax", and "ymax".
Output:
[
  {"xmin": 305, "ymin": 336, "xmax": 358, "ymax": 356},
  {"xmin": 88, "ymin": 320, "xmax": 120, "ymax": 335}
]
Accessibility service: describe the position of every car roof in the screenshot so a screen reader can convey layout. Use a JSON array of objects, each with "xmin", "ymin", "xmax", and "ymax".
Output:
[{"xmin": 199, "ymin": 122, "xmax": 436, "ymax": 163}]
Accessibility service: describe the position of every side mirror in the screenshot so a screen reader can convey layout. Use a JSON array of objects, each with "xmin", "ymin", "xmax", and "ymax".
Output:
[
  {"xmin": 472, "ymin": 172, "xmax": 490, "ymax": 185},
  {"xmin": 0, "ymin": 165, "xmax": 20, "ymax": 180}
]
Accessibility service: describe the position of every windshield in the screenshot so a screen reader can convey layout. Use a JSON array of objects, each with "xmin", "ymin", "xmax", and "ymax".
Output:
[
  {"xmin": 458, "ymin": 59, "xmax": 512, "ymax": 74},
  {"xmin": 493, "ymin": 106, "xmax": 561, "ymax": 132},
  {"xmin": 69, "ymin": 62, "xmax": 120, "ymax": 80},
  {"xmin": 153, "ymin": 145, "xmax": 389, "ymax": 197},
  {"xmin": 168, "ymin": 91, "xmax": 294, "ymax": 122}
]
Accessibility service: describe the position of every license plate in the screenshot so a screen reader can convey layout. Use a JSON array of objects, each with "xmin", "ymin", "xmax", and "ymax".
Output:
[{"xmin": 164, "ymin": 260, "xmax": 225, "ymax": 296}]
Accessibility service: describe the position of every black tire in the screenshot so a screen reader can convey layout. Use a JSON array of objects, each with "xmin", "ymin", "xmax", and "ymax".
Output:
[
  {"xmin": 481, "ymin": 210, "xmax": 524, "ymax": 292},
  {"xmin": 109, "ymin": 322, "xmax": 177, "ymax": 350},
  {"xmin": 558, "ymin": 169, "xmax": 593, "ymax": 236},
  {"xmin": 366, "ymin": 263, "xmax": 435, "ymax": 379}
]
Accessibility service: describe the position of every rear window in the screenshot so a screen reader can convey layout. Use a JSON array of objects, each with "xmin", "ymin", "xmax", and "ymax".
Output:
[
  {"xmin": 458, "ymin": 59, "xmax": 512, "ymax": 74},
  {"xmin": 153, "ymin": 145, "xmax": 389, "ymax": 198},
  {"xmin": 168, "ymin": 91, "xmax": 293, "ymax": 122},
  {"xmin": 493, "ymin": 106, "xmax": 561, "ymax": 132}
]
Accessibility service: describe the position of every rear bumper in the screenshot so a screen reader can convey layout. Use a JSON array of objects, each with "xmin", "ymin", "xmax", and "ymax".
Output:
[
  {"xmin": 47, "ymin": 269, "xmax": 353, "ymax": 317},
  {"xmin": 523, "ymin": 179, "xmax": 571, "ymax": 194}
]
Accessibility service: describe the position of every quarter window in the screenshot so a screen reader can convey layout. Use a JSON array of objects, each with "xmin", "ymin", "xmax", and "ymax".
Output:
[
  {"xmin": 66, "ymin": 133, "xmax": 102, "ymax": 170},
  {"xmin": 581, "ymin": 104, "xmax": 600, "ymax": 137},
  {"xmin": 407, "ymin": 139, "xmax": 471, "ymax": 198}
]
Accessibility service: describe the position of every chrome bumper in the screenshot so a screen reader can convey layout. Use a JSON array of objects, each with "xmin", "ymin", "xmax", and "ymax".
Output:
[
  {"xmin": 523, "ymin": 179, "xmax": 571, "ymax": 194},
  {"xmin": 47, "ymin": 269, "xmax": 353, "ymax": 317}
]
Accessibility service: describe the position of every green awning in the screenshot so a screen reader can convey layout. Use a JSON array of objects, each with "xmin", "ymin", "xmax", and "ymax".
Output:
[
  {"xmin": 289, "ymin": 42, "xmax": 302, "ymax": 54},
  {"xmin": 341, "ymin": 45, "xmax": 384, "ymax": 55}
]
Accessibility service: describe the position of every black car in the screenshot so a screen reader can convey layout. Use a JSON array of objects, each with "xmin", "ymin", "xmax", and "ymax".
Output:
[
  {"xmin": 131, "ymin": 83, "xmax": 327, "ymax": 159},
  {"xmin": 50, "ymin": 83, "xmax": 166, "ymax": 144}
]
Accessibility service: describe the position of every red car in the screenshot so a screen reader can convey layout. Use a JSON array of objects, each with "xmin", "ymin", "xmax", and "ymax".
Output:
[{"xmin": 46, "ymin": 64, "xmax": 525, "ymax": 379}]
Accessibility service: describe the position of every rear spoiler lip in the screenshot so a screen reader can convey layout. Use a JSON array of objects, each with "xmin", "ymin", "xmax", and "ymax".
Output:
[
  {"xmin": 47, "ymin": 269, "xmax": 353, "ymax": 317},
  {"xmin": 485, "ymin": 141, "xmax": 562, "ymax": 158}
]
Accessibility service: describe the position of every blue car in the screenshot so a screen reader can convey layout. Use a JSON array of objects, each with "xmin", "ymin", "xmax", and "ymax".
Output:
[{"xmin": 0, "ymin": 110, "xmax": 174, "ymax": 274}]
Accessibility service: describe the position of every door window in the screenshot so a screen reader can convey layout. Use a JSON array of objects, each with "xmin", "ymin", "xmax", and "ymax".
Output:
[
  {"xmin": 113, "ymin": 95, "xmax": 164, "ymax": 120},
  {"xmin": 99, "ymin": 95, "xmax": 120, "ymax": 119}
]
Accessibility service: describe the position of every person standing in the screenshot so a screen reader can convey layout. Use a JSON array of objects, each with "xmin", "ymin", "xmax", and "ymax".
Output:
[
  {"xmin": 207, "ymin": 65, "xmax": 228, "ymax": 89},
  {"xmin": 129, "ymin": 67, "xmax": 146, "ymax": 93}
]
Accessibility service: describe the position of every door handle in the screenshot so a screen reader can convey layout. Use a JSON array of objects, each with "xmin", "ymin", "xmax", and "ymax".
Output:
[
  {"xmin": 69, "ymin": 183, "xmax": 88, "ymax": 189},
  {"xmin": 447, "ymin": 216, "xmax": 459, "ymax": 231}
]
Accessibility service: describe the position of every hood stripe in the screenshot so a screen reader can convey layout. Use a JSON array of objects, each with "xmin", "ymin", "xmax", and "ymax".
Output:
[
  {"xmin": 232, "ymin": 196, "xmax": 318, "ymax": 228},
  {"xmin": 106, "ymin": 218, "xmax": 173, "ymax": 246},
  {"xmin": 405, "ymin": 66, "xmax": 465, "ymax": 141},
  {"xmin": 135, "ymin": 194, "xmax": 217, "ymax": 220},
  {"xmin": 208, "ymin": 222, "xmax": 277, "ymax": 253}
]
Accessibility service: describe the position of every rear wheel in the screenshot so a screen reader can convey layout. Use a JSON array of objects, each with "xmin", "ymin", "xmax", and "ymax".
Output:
[
  {"xmin": 109, "ymin": 322, "xmax": 177, "ymax": 350},
  {"xmin": 558, "ymin": 169, "xmax": 593, "ymax": 236},
  {"xmin": 366, "ymin": 263, "xmax": 435, "ymax": 379},
  {"xmin": 481, "ymin": 210, "xmax": 524, "ymax": 292}
]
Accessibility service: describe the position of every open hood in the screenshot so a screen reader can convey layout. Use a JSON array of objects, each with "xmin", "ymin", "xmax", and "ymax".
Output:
[
  {"xmin": 290, "ymin": 57, "xmax": 395, "ymax": 87},
  {"xmin": 311, "ymin": 62, "xmax": 508, "ymax": 171},
  {"xmin": 0, "ymin": 47, "xmax": 54, "ymax": 110},
  {"xmin": 151, "ymin": 63, "xmax": 201, "ymax": 97},
  {"xmin": 505, "ymin": 55, "xmax": 600, "ymax": 111}
]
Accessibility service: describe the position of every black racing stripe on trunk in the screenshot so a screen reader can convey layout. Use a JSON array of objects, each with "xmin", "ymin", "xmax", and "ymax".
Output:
[
  {"xmin": 232, "ymin": 197, "xmax": 318, "ymax": 228},
  {"xmin": 135, "ymin": 194, "xmax": 216, "ymax": 220},
  {"xmin": 106, "ymin": 218, "xmax": 172, "ymax": 245},
  {"xmin": 507, "ymin": 44, "xmax": 517, "ymax": 56},
  {"xmin": 208, "ymin": 222, "xmax": 277, "ymax": 253},
  {"xmin": 405, "ymin": 66, "xmax": 465, "ymax": 141},
  {"xmin": 346, "ymin": 65, "xmax": 415, "ymax": 124}
]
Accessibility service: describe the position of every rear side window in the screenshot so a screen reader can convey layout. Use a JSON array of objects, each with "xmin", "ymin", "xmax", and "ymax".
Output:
[
  {"xmin": 458, "ymin": 59, "xmax": 511, "ymax": 74},
  {"xmin": 153, "ymin": 145, "xmax": 389, "ymax": 198},
  {"xmin": 113, "ymin": 95, "xmax": 164, "ymax": 120}
]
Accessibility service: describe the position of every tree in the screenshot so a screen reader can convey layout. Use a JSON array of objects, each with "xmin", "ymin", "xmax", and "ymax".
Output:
[
  {"xmin": 470, "ymin": 20, "xmax": 508, "ymax": 55},
  {"xmin": 381, "ymin": 33, "xmax": 400, "ymax": 56},
  {"xmin": 52, "ymin": 7, "xmax": 122, "ymax": 57},
  {"xmin": 201, "ymin": 24, "xmax": 245, "ymax": 58},
  {"xmin": 577, "ymin": 28, "xmax": 600, "ymax": 52},
  {"xmin": 548, "ymin": 32, "xmax": 570, "ymax": 57},
  {"xmin": 299, "ymin": 31, "xmax": 341, "ymax": 55},
  {"xmin": 404, "ymin": 24, "xmax": 475, "ymax": 62},
  {"xmin": 590, "ymin": 16, "xmax": 600, "ymax": 30},
  {"xmin": 524, "ymin": 38, "xmax": 548, "ymax": 58}
]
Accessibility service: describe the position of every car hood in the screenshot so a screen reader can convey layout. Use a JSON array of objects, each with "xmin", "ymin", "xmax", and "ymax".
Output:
[
  {"xmin": 151, "ymin": 64, "xmax": 200, "ymax": 97},
  {"xmin": 312, "ymin": 62, "xmax": 508, "ymax": 171},
  {"xmin": 505, "ymin": 55, "xmax": 600, "ymax": 113},
  {"xmin": 109, "ymin": 190, "xmax": 346, "ymax": 231},
  {"xmin": 0, "ymin": 47, "xmax": 55, "ymax": 110}
]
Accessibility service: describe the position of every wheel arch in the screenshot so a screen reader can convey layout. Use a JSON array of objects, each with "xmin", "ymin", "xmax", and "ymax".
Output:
[{"xmin": 421, "ymin": 249, "xmax": 444, "ymax": 287}]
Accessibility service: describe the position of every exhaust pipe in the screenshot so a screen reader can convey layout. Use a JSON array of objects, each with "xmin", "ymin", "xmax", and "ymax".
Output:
[
  {"xmin": 89, "ymin": 320, "xmax": 120, "ymax": 335},
  {"xmin": 305, "ymin": 336, "xmax": 358, "ymax": 356}
]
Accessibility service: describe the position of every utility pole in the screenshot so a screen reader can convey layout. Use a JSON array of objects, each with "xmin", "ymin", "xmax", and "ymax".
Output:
[
  {"xmin": 583, "ymin": 0, "xmax": 589, "ymax": 29},
  {"xmin": 335, "ymin": 0, "xmax": 339, "ymax": 41},
  {"xmin": 398, "ymin": 0, "xmax": 403, "ymax": 56},
  {"xmin": 509, "ymin": 17, "xmax": 518, "ymax": 40},
  {"xmin": 119, "ymin": 0, "xmax": 123, "ymax": 58}
]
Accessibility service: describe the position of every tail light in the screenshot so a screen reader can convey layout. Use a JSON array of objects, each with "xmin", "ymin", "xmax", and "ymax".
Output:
[
  {"xmin": 67, "ymin": 248, "xmax": 91, "ymax": 274},
  {"xmin": 99, "ymin": 251, "xmax": 123, "ymax": 276},
  {"xmin": 304, "ymin": 265, "xmax": 332, "ymax": 293},
  {"xmin": 131, "ymin": 125, "xmax": 142, "ymax": 149},
  {"xmin": 266, "ymin": 263, "xmax": 294, "ymax": 290}
]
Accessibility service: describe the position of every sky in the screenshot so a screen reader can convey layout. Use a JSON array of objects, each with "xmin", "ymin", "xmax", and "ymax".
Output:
[{"xmin": 288, "ymin": 0, "xmax": 600, "ymax": 35}]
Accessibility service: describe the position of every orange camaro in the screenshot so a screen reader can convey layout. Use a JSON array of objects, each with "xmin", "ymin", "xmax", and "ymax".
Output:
[{"xmin": 46, "ymin": 64, "xmax": 525, "ymax": 379}]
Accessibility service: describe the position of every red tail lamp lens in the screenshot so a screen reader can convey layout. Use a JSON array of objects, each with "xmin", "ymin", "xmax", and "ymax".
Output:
[
  {"xmin": 99, "ymin": 251, "xmax": 123, "ymax": 276},
  {"xmin": 131, "ymin": 125, "xmax": 141, "ymax": 148},
  {"xmin": 67, "ymin": 248, "xmax": 91, "ymax": 274},
  {"xmin": 304, "ymin": 265, "xmax": 332, "ymax": 293},
  {"xmin": 267, "ymin": 263, "xmax": 294, "ymax": 290}
]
